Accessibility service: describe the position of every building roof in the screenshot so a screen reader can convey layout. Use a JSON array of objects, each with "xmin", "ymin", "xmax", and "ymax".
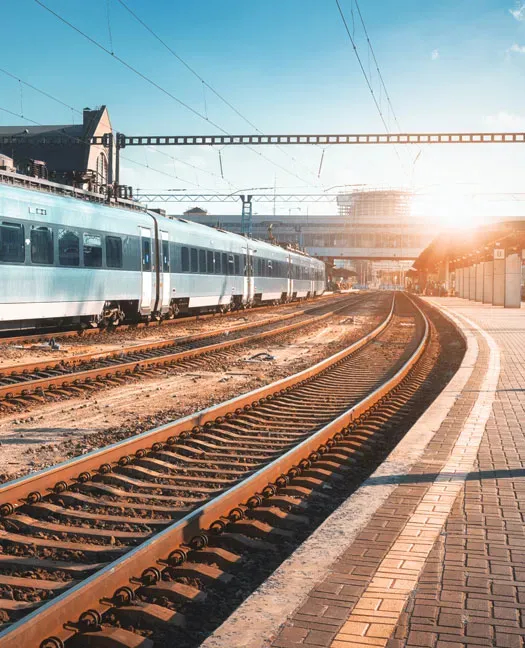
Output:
[
  {"xmin": 412, "ymin": 219, "xmax": 525, "ymax": 271},
  {"xmin": 0, "ymin": 107, "xmax": 107, "ymax": 176}
]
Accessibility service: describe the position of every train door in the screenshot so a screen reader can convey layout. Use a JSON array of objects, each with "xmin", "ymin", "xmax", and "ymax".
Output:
[
  {"xmin": 159, "ymin": 231, "xmax": 170, "ymax": 314},
  {"xmin": 244, "ymin": 250, "xmax": 255, "ymax": 303},
  {"xmin": 288, "ymin": 256, "xmax": 293, "ymax": 297},
  {"xmin": 139, "ymin": 227, "xmax": 154, "ymax": 314}
]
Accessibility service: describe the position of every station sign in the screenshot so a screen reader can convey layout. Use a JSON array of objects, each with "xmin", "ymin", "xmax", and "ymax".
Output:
[{"xmin": 494, "ymin": 249, "xmax": 505, "ymax": 260}]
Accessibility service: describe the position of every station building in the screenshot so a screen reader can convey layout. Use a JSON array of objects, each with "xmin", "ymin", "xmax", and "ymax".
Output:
[
  {"xmin": 0, "ymin": 106, "xmax": 113, "ymax": 192},
  {"xmin": 180, "ymin": 188, "xmax": 433, "ymax": 287},
  {"xmin": 409, "ymin": 218, "xmax": 525, "ymax": 306}
]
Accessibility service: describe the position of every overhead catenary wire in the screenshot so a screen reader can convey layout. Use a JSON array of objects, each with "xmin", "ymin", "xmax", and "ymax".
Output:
[
  {"xmin": 334, "ymin": 0, "xmax": 410, "ymax": 177},
  {"xmin": 0, "ymin": 104, "xmax": 218, "ymax": 191},
  {"xmin": 115, "ymin": 0, "xmax": 325, "ymax": 187},
  {"xmin": 0, "ymin": 66, "xmax": 235, "ymax": 190},
  {"xmin": 353, "ymin": 0, "xmax": 402, "ymax": 134},
  {"xmin": 33, "ymin": 0, "xmax": 318, "ymax": 188},
  {"xmin": 353, "ymin": 0, "xmax": 421, "ymax": 164}
]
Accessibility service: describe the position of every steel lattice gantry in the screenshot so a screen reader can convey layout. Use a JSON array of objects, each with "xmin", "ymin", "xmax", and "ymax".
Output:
[
  {"xmin": 2, "ymin": 129, "xmax": 524, "ymax": 233},
  {"xmin": 102, "ymin": 132, "xmax": 525, "ymax": 147}
]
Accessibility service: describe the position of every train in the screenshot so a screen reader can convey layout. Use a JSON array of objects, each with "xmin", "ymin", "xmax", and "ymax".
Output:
[{"xmin": 0, "ymin": 173, "xmax": 326, "ymax": 332}]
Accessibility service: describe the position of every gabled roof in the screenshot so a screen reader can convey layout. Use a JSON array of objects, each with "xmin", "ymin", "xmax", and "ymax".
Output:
[{"xmin": 0, "ymin": 106, "xmax": 108, "ymax": 175}]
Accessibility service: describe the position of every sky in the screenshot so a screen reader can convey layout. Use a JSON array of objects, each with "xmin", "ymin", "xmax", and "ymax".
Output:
[{"xmin": 1, "ymin": 0, "xmax": 525, "ymax": 226}]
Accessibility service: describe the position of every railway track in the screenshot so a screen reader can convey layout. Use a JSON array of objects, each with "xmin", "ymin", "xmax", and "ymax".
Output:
[
  {"xmin": 0, "ymin": 293, "xmax": 338, "ymax": 347},
  {"xmin": 0, "ymin": 295, "xmax": 359, "ymax": 411},
  {"xmin": 0, "ymin": 292, "xmax": 430, "ymax": 647}
]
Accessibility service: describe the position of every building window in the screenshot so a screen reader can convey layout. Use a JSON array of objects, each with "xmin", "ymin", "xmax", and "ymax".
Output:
[
  {"xmin": 59, "ymin": 229, "xmax": 80, "ymax": 266},
  {"xmin": 31, "ymin": 226, "xmax": 54, "ymax": 265},
  {"xmin": 0, "ymin": 222, "xmax": 25, "ymax": 263},
  {"xmin": 96, "ymin": 152, "xmax": 108, "ymax": 186}
]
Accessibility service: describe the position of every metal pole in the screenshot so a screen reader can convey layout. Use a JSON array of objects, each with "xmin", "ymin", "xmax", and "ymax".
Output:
[
  {"xmin": 241, "ymin": 195, "xmax": 253, "ymax": 237},
  {"xmin": 115, "ymin": 132, "xmax": 122, "ymax": 186}
]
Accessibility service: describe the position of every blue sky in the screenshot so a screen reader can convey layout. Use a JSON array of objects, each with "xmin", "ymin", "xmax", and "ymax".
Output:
[{"xmin": 1, "ymin": 0, "xmax": 525, "ymax": 223}]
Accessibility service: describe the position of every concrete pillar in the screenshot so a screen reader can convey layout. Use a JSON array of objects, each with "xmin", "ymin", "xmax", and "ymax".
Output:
[
  {"xmin": 505, "ymin": 253, "xmax": 521, "ymax": 308},
  {"xmin": 475, "ymin": 262, "xmax": 484, "ymax": 302},
  {"xmin": 456, "ymin": 267, "xmax": 463, "ymax": 297},
  {"xmin": 445, "ymin": 260, "xmax": 451, "ymax": 294},
  {"xmin": 493, "ymin": 249, "xmax": 505, "ymax": 306},
  {"xmin": 483, "ymin": 261, "xmax": 493, "ymax": 304},
  {"xmin": 462, "ymin": 266, "xmax": 469, "ymax": 298},
  {"xmin": 469, "ymin": 264, "xmax": 476, "ymax": 300}
]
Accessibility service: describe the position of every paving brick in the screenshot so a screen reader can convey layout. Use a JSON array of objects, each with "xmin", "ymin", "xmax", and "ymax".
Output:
[
  {"xmin": 303, "ymin": 629, "xmax": 336, "ymax": 646},
  {"xmin": 268, "ymin": 302, "xmax": 525, "ymax": 648}
]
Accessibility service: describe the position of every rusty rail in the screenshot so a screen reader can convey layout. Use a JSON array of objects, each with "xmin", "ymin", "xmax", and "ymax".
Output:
[
  {"xmin": 0, "ymin": 294, "xmax": 429, "ymax": 647},
  {"xmin": 0, "ymin": 296, "xmax": 355, "ymax": 405},
  {"xmin": 0, "ymin": 293, "xmax": 336, "ymax": 346}
]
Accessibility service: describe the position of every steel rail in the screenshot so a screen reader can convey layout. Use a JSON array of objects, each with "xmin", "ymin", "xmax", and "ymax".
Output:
[
  {"xmin": 0, "ymin": 293, "xmax": 336, "ymax": 347},
  {"xmin": 0, "ymin": 295, "xmax": 431, "ymax": 647},
  {"xmin": 0, "ymin": 297, "xmax": 354, "ymax": 405},
  {"xmin": 0, "ymin": 297, "xmax": 361, "ymax": 510},
  {"xmin": 0, "ymin": 309, "xmax": 304, "ymax": 378}
]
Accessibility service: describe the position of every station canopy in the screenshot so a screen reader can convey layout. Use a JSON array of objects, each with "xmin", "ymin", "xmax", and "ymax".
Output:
[{"xmin": 410, "ymin": 218, "xmax": 525, "ymax": 274}]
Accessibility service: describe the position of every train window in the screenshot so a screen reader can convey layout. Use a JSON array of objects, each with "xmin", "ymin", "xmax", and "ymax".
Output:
[
  {"xmin": 141, "ymin": 238, "xmax": 151, "ymax": 272},
  {"xmin": 0, "ymin": 222, "xmax": 25, "ymax": 263},
  {"xmin": 30, "ymin": 226, "xmax": 53, "ymax": 265},
  {"xmin": 222, "ymin": 252, "xmax": 228, "ymax": 275},
  {"xmin": 190, "ymin": 248, "xmax": 198, "ymax": 273},
  {"xmin": 214, "ymin": 251, "xmax": 221, "ymax": 274},
  {"xmin": 162, "ymin": 240, "xmax": 170, "ymax": 273},
  {"xmin": 207, "ymin": 250, "xmax": 214, "ymax": 274},
  {"xmin": 199, "ymin": 249, "xmax": 206, "ymax": 273},
  {"xmin": 181, "ymin": 246, "xmax": 189, "ymax": 272},
  {"xmin": 268, "ymin": 260, "xmax": 273, "ymax": 277},
  {"xmin": 228, "ymin": 254, "xmax": 235, "ymax": 274},
  {"xmin": 58, "ymin": 229, "xmax": 80, "ymax": 267},
  {"xmin": 106, "ymin": 236, "xmax": 122, "ymax": 268},
  {"xmin": 234, "ymin": 254, "xmax": 240, "ymax": 275},
  {"xmin": 84, "ymin": 233, "xmax": 103, "ymax": 268}
]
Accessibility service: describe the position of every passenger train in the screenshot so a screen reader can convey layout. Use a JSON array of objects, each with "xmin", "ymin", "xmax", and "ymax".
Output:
[{"xmin": 0, "ymin": 173, "xmax": 326, "ymax": 332}]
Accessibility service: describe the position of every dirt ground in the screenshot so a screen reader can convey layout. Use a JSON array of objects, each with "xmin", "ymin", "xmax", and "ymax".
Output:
[
  {"xmin": 0, "ymin": 297, "xmax": 384, "ymax": 482},
  {"xmin": 0, "ymin": 301, "xmax": 318, "ymax": 370}
]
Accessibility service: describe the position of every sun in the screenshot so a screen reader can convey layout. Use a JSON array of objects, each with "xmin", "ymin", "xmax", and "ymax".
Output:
[{"xmin": 412, "ymin": 188, "xmax": 488, "ymax": 231}]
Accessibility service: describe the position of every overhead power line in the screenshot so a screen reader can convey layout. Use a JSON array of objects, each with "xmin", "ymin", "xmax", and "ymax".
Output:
[
  {"xmin": 334, "ymin": 0, "xmax": 409, "ymax": 176},
  {"xmin": 0, "ymin": 66, "xmax": 236, "ymax": 189},
  {"xmin": 334, "ymin": 0, "xmax": 390, "ymax": 134},
  {"xmin": 115, "ymin": 0, "xmax": 325, "ymax": 187},
  {"xmin": 0, "ymin": 104, "xmax": 217, "ymax": 190},
  {"xmin": 33, "ymin": 0, "xmax": 318, "ymax": 188},
  {"xmin": 353, "ymin": 0, "xmax": 402, "ymax": 133}
]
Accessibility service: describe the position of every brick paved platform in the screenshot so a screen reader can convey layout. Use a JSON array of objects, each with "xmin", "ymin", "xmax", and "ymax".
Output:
[{"xmin": 202, "ymin": 299, "xmax": 525, "ymax": 648}]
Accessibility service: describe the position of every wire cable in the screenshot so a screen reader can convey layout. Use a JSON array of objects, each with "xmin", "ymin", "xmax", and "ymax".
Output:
[
  {"xmin": 0, "ymin": 67, "xmax": 235, "ymax": 189},
  {"xmin": 34, "ymin": 0, "xmax": 318, "ymax": 188},
  {"xmin": 334, "ymin": 0, "xmax": 409, "ymax": 177},
  {"xmin": 115, "ymin": 0, "xmax": 324, "ymax": 186},
  {"xmin": 0, "ymin": 104, "xmax": 217, "ymax": 190}
]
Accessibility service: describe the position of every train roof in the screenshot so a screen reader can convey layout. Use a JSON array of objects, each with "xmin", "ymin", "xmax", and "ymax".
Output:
[{"xmin": 0, "ymin": 169, "xmax": 323, "ymax": 264}]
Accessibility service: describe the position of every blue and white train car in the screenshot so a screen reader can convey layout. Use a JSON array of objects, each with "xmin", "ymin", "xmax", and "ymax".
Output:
[{"xmin": 0, "ymin": 173, "xmax": 326, "ymax": 332}]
